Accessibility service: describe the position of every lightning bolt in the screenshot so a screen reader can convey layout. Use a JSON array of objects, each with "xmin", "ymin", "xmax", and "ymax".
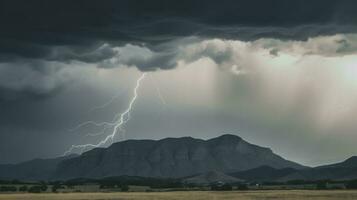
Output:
[{"xmin": 63, "ymin": 73, "xmax": 146, "ymax": 155}]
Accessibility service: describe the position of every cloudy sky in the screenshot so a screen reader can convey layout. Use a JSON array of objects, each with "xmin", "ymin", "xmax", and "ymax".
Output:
[{"xmin": 1, "ymin": 0, "xmax": 357, "ymax": 166}]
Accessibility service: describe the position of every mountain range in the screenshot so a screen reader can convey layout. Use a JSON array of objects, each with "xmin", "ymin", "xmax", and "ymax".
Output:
[{"xmin": 0, "ymin": 134, "xmax": 356, "ymax": 183}]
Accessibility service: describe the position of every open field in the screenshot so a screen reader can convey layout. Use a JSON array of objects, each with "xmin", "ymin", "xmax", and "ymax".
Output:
[{"xmin": 1, "ymin": 190, "xmax": 357, "ymax": 200}]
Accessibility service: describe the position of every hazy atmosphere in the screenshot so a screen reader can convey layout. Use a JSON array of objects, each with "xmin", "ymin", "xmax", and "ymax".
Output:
[{"xmin": 1, "ymin": 0, "xmax": 357, "ymax": 167}]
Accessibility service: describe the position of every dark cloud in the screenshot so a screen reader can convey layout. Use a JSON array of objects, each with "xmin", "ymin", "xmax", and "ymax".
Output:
[
  {"xmin": 0, "ymin": 59, "xmax": 86, "ymax": 100},
  {"xmin": 0, "ymin": 0, "xmax": 357, "ymax": 63}
]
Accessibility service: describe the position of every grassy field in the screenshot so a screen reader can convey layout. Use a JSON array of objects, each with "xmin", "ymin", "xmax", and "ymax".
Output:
[{"xmin": 1, "ymin": 190, "xmax": 357, "ymax": 200}]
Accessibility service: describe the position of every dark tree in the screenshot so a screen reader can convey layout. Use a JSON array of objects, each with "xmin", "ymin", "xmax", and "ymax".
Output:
[
  {"xmin": 237, "ymin": 184, "xmax": 249, "ymax": 190},
  {"xmin": 316, "ymin": 181, "xmax": 327, "ymax": 190},
  {"xmin": 211, "ymin": 183, "xmax": 233, "ymax": 191},
  {"xmin": 121, "ymin": 185, "xmax": 129, "ymax": 192},
  {"xmin": 0, "ymin": 186, "xmax": 17, "ymax": 192},
  {"xmin": 28, "ymin": 186, "xmax": 43, "ymax": 193},
  {"xmin": 346, "ymin": 180, "xmax": 357, "ymax": 189},
  {"xmin": 52, "ymin": 184, "xmax": 64, "ymax": 193},
  {"xmin": 19, "ymin": 185, "xmax": 28, "ymax": 192}
]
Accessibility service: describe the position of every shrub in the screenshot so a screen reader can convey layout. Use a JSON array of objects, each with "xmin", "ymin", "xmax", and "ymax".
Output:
[
  {"xmin": 211, "ymin": 184, "xmax": 233, "ymax": 191},
  {"xmin": 316, "ymin": 182, "xmax": 327, "ymax": 190},
  {"xmin": 52, "ymin": 184, "xmax": 66, "ymax": 193},
  {"xmin": 11, "ymin": 180, "xmax": 21, "ymax": 184},
  {"xmin": 100, "ymin": 183, "xmax": 116, "ymax": 189},
  {"xmin": 346, "ymin": 180, "xmax": 357, "ymax": 189},
  {"xmin": 0, "ymin": 186, "xmax": 17, "ymax": 192},
  {"xmin": 121, "ymin": 185, "xmax": 129, "ymax": 192},
  {"xmin": 28, "ymin": 186, "xmax": 43, "ymax": 193},
  {"xmin": 237, "ymin": 184, "xmax": 249, "ymax": 190},
  {"xmin": 40, "ymin": 184, "xmax": 48, "ymax": 192},
  {"xmin": 19, "ymin": 185, "xmax": 28, "ymax": 192}
]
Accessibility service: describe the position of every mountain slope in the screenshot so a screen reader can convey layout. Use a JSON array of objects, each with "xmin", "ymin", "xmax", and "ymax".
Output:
[
  {"xmin": 0, "ymin": 154, "xmax": 77, "ymax": 181},
  {"xmin": 279, "ymin": 156, "xmax": 357, "ymax": 181},
  {"xmin": 230, "ymin": 166, "xmax": 298, "ymax": 182},
  {"xmin": 317, "ymin": 156, "xmax": 357, "ymax": 169},
  {"xmin": 53, "ymin": 134, "xmax": 304, "ymax": 180}
]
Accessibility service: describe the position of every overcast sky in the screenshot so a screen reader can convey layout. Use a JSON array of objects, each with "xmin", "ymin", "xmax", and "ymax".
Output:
[{"xmin": 1, "ymin": 0, "xmax": 357, "ymax": 166}]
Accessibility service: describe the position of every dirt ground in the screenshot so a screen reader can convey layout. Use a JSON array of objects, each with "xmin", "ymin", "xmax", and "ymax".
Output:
[{"xmin": 1, "ymin": 190, "xmax": 357, "ymax": 200}]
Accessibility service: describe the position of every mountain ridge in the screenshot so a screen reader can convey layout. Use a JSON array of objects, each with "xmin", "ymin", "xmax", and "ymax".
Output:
[
  {"xmin": 3, "ymin": 134, "xmax": 357, "ymax": 182},
  {"xmin": 53, "ymin": 134, "xmax": 304, "ymax": 180}
]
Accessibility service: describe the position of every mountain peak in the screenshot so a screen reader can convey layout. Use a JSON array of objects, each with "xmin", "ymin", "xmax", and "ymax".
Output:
[
  {"xmin": 209, "ymin": 134, "xmax": 242, "ymax": 141},
  {"xmin": 344, "ymin": 156, "xmax": 357, "ymax": 164}
]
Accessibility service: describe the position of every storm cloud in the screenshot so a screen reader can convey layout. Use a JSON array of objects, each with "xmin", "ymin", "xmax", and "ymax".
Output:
[
  {"xmin": 1, "ymin": 0, "xmax": 357, "ymax": 62},
  {"xmin": 2, "ymin": 33, "xmax": 357, "ymax": 99},
  {"xmin": 1, "ymin": 0, "xmax": 356, "ymax": 87}
]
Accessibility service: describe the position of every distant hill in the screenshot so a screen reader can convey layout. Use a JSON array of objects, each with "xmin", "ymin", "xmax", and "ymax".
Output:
[
  {"xmin": 0, "ymin": 154, "xmax": 77, "ymax": 181},
  {"xmin": 227, "ymin": 157, "xmax": 357, "ymax": 182},
  {"xmin": 278, "ymin": 156, "xmax": 357, "ymax": 181},
  {"xmin": 317, "ymin": 156, "xmax": 357, "ymax": 169},
  {"xmin": 53, "ymin": 134, "xmax": 304, "ymax": 180}
]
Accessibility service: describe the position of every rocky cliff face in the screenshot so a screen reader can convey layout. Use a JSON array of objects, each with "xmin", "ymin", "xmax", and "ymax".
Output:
[{"xmin": 53, "ymin": 134, "xmax": 304, "ymax": 180}]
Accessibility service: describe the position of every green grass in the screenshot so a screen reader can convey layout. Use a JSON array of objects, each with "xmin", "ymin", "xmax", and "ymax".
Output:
[{"xmin": 1, "ymin": 190, "xmax": 357, "ymax": 200}]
